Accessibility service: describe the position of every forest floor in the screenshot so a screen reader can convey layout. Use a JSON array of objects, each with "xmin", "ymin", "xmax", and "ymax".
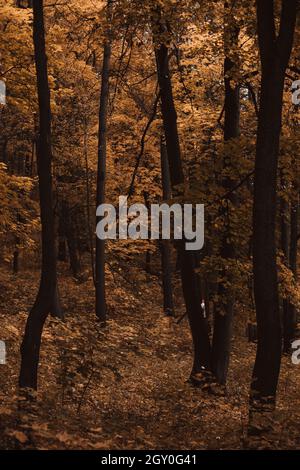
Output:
[{"xmin": 0, "ymin": 262, "xmax": 299, "ymax": 450}]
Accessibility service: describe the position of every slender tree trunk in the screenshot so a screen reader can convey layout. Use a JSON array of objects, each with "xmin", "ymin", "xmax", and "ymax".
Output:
[
  {"xmin": 284, "ymin": 194, "xmax": 299, "ymax": 352},
  {"xmin": 250, "ymin": 0, "xmax": 297, "ymax": 421},
  {"xmin": 160, "ymin": 139, "xmax": 175, "ymax": 317},
  {"xmin": 83, "ymin": 119, "xmax": 95, "ymax": 284},
  {"xmin": 154, "ymin": 18, "xmax": 211, "ymax": 378},
  {"xmin": 280, "ymin": 173, "xmax": 291, "ymax": 353},
  {"xmin": 58, "ymin": 200, "xmax": 82, "ymax": 277},
  {"xmin": 12, "ymin": 210, "xmax": 21, "ymax": 274},
  {"xmin": 13, "ymin": 248, "xmax": 19, "ymax": 274},
  {"xmin": 19, "ymin": 0, "xmax": 62, "ymax": 391},
  {"xmin": 57, "ymin": 202, "xmax": 67, "ymax": 262},
  {"xmin": 1, "ymin": 138, "xmax": 8, "ymax": 163},
  {"xmin": 61, "ymin": 202, "xmax": 81, "ymax": 278},
  {"xmin": 143, "ymin": 191, "xmax": 152, "ymax": 275},
  {"xmin": 211, "ymin": 1, "xmax": 240, "ymax": 385},
  {"xmin": 58, "ymin": 239, "xmax": 66, "ymax": 262},
  {"xmin": 95, "ymin": 1, "xmax": 112, "ymax": 323}
]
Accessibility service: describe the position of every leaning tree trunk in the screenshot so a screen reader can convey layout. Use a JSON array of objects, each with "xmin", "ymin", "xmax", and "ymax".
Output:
[
  {"xmin": 154, "ymin": 15, "xmax": 211, "ymax": 378},
  {"xmin": 95, "ymin": 0, "xmax": 112, "ymax": 323},
  {"xmin": 19, "ymin": 0, "xmax": 62, "ymax": 390},
  {"xmin": 211, "ymin": 1, "xmax": 240, "ymax": 385},
  {"xmin": 160, "ymin": 139, "xmax": 175, "ymax": 317},
  {"xmin": 250, "ymin": 0, "xmax": 297, "ymax": 427}
]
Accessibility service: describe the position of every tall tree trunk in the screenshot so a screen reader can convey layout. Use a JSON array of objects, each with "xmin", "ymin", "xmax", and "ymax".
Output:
[
  {"xmin": 143, "ymin": 191, "xmax": 152, "ymax": 275},
  {"xmin": 83, "ymin": 119, "xmax": 95, "ymax": 283},
  {"xmin": 58, "ymin": 239, "xmax": 67, "ymax": 262},
  {"xmin": 61, "ymin": 201, "xmax": 81, "ymax": 278},
  {"xmin": 19, "ymin": 0, "xmax": 62, "ymax": 391},
  {"xmin": 211, "ymin": 1, "xmax": 240, "ymax": 385},
  {"xmin": 280, "ymin": 172, "xmax": 290, "ymax": 353},
  {"xmin": 160, "ymin": 139, "xmax": 175, "ymax": 317},
  {"xmin": 250, "ymin": 0, "xmax": 297, "ymax": 421},
  {"xmin": 95, "ymin": 1, "xmax": 112, "ymax": 323},
  {"xmin": 284, "ymin": 194, "xmax": 299, "ymax": 352},
  {"xmin": 13, "ymin": 212, "xmax": 21, "ymax": 274},
  {"xmin": 154, "ymin": 16, "xmax": 211, "ymax": 379},
  {"xmin": 1, "ymin": 138, "xmax": 8, "ymax": 164}
]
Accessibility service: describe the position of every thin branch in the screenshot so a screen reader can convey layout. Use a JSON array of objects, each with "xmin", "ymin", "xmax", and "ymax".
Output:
[
  {"xmin": 207, "ymin": 170, "xmax": 255, "ymax": 208},
  {"xmin": 245, "ymin": 82, "xmax": 259, "ymax": 116},
  {"xmin": 127, "ymin": 89, "xmax": 160, "ymax": 197},
  {"xmin": 217, "ymin": 104, "xmax": 225, "ymax": 130}
]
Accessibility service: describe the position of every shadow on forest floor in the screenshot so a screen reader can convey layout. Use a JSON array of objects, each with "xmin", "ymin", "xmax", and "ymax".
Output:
[{"xmin": 0, "ymin": 265, "xmax": 299, "ymax": 450}]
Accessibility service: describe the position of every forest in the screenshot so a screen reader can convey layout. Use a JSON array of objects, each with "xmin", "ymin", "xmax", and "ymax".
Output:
[{"xmin": 0, "ymin": 0, "xmax": 300, "ymax": 453}]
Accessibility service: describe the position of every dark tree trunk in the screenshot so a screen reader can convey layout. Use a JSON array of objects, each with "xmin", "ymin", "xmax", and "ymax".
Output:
[
  {"xmin": 145, "ymin": 250, "xmax": 151, "ymax": 274},
  {"xmin": 67, "ymin": 235, "xmax": 81, "ymax": 277},
  {"xmin": 143, "ymin": 191, "xmax": 152, "ymax": 275},
  {"xmin": 95, "ymin": 1, "xmax": 111, "ymax": 323},
  {"xmin": 1, "ymin": 138, "xmax": 8, "ymax": 164},
  {"xmin": 13, "ymin": 249, "xmax": 19, "ymax": 274},
  {"xmin": 65, "ymin": 207, "xmax": 81, "ymax": 278},
  {"xmin": 211, "ymin": 2, "xmax": 240, "ymax": 385},
  {"xmin": 58, "ymin": 239, "xmax": 67, "ymax": 262},
  {"xmin": 83, "ymin": 120, "xmax": 95, "ymax": 283},
  {"xmin": 13, "ymin": 212, "xmax": 21, "ymax": 274},
  {"xmin": 19, "ymin": 0, "xmax": 63, "ymax": 391},
  {"xmin": 160, "ymin": 139, "xmax": 175, "ymax": 317},
  {"xmin": 60, "ymin": 201, "xmax": 81, "ymax": 278},
  {"xmin": 284, "ymin": 196, "xmax": 299, "ymax": 352},
  {"xmin": 52, "ymin": 285, "xmax": 63, "ymax": 318},
  {"xmin": 154, "ymin": 19, "xmax": 211, "ymax": 378},
  {"xmin": 58, "ymin": 203, "xmax": 67, "ymax": 262},
  {"xmin": 250, "ymin": 0, "xmax": 297, "ymax": 418},
  {"xmin": 280, "ymin": 174, "xmax": 291, "ymax": 353}
]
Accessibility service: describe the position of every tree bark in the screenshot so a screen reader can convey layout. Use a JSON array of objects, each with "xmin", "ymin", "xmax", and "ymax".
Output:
[
  {"xmin": 250, "ymin": 0, "xmax": 297, "ymax": 417},
  {"xmin": 211, "ymin": 1, "xmax": 240, "ymax": 385},
  {"xmin": 160, "ymin": 139, "xmax": 175, "ymax": 317},
  {"xmin": 19, "ymin": 0, "xmax": 62, "ymax": 391},
  {"xmin": 284, "ymin": 195, "xmax": 299, "ymax": 352},
  {"xmin": 95, "ymin": 1, "xmax": 112, "ymax": 323},
  {"xmin": 280, "ymin": 173, "xmax": 291, "ymax": 353},
  {"xmin": 60, "ymin": 201, "xmax": 82, "ymax": 277},
  {"xmin": 154, "ymin": 17, "xmax": 211, "ymax": 378}
]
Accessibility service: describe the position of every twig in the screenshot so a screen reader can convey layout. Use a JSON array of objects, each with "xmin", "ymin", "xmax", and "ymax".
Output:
[
  {"xmin": 245, "ymin": 82, "xmax": 259, "ymax": 117},
  {"xmin": 207, "ymin": 170, "xmax": 255, "ymax": 208},
  {"xmin": 77, "ymin": 367, "xmax": 95, "ymax": 413},
  {"xmin": 127, "ymin": 88, "xmax": 160, "ymax": 197},
  {"xmin": 176, "ymin": 311, "xmax": 187, "ymax": 324}
]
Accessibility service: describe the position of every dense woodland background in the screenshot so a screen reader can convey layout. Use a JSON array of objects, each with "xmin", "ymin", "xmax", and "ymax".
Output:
[{"xmin": 0, "ymin": 0, "xmax": 300, "ymax": 450}]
